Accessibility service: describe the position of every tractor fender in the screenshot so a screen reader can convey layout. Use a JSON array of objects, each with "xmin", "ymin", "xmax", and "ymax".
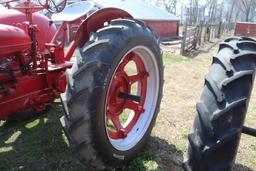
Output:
[{"xmin": 75, "ymin": 8, "xmax": 132, "ymax": 47}]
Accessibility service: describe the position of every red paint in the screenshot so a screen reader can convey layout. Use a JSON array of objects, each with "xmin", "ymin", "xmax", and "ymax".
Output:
[
  {"xmin": 0, "ymin": 1, "xmax": 67, "ymax": 118},
  {"xmin": 106, "ymin": 53, "xmax": 147, "ymax": 139},
  {"xmin": 0, "ymin": 1, "xmax": 134, "ymax": 119},
  {"xmin": 68, "ymin": 18, "xmax": 85, "ymax": 42},
  {"xmin": 55, "ymin": 71, "xmax": 67, "ymax": 93},
  {"xmin": 0, "ymin": 74, "xmax": 58, "ymax": 117},
  {"xmin": 0, "ymin": 24, "xmax": 31, "ymax": 57},
  {"xmin": 64, "ymin": 41, "xmax": 76, "ymax": 61},
  {"xmin": 235, "ymin": 22, "xmax": 256, "ymax": 36},
  {"xmin": 0, "ymin": 9, "xmax": 57, "ymax": 52},
  {"xmin": 144, "ymin": 20, "xmax": 179, "ymax": 38},
  {"xmin": 75, "ymin": 8, "xmax": 132, "ymax": 47}
]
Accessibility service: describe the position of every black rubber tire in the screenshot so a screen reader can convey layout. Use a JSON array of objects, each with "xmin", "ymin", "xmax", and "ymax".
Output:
[
  {"xmin": 60, "ymin": 19, "xmax": 163, "ymax": 169},
  {"xmin": 184, "ymin": 37, "xmax": 256, "ymax": 171}
]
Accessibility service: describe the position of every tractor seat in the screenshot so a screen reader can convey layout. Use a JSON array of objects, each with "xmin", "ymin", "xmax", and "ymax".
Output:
[{"xmin": 51, "ymin": 1, "xmax": 94, "ymax": 22}]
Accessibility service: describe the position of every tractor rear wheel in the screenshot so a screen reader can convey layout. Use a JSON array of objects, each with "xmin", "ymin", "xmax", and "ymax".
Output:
[
  {"xmin": 184, "ymin": 37, "xmax": 256, "ymax": 171},
  {"xmin": 60, "ymin": 19, "xmax": 163, "ymax": 169}
]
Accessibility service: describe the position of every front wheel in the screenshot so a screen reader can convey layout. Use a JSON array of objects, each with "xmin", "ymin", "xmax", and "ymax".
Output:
[{"xmin": 60, "ymin": 19, "xmax": 163, "ymax": 169}]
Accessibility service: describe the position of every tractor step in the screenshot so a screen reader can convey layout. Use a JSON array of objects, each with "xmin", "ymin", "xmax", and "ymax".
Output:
[{"xmin": 242, "ymin": 126, "xmax": 256, "ymax": 137}]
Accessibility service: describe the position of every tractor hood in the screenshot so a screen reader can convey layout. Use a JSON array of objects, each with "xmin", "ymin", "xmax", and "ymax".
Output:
[
  {"xmin": 0, "ymin": 6, "xmax": 57, "ymax": 52},
  {"xmin": 0, "ymin": 24, "xmax": 31, "ymax": 57}
]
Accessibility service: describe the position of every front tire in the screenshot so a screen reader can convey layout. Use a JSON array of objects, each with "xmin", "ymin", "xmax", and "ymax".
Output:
[
  {"xmin": 60, "ymin": 19, "xmax": 163, "ymax": 169},
  {"xmin": 184, "ymin": 37, "xmax": 256, "ymax": 170}
]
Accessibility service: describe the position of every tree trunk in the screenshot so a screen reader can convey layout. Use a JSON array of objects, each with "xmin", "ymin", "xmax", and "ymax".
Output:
[
  {"xmin": 228, "ymin": 0, "xmax": 236, "ymax": 30},
  {"xmin": 246, "ymin": 12, "xmax": 249, "ymax": 22}
]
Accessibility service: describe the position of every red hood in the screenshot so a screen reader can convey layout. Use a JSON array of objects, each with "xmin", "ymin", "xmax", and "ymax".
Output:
[
  {"xmin": 0, "ymin": 24, "xmax": 31, "ymax": 57},
  {"xmin": 0, "ymin": 7, "xmax": 57, "ymax": 52}
]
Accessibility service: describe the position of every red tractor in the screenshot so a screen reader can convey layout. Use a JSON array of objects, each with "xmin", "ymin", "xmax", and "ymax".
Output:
[{"xmin": 0, "ymin": 0, "xmax": 163, "ymax": 169}]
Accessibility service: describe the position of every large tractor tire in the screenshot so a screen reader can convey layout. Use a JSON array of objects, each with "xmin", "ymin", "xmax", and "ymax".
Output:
[
  {"xmin": 184, "ymin": 37, "xmax": 256, "ymax": 171},
  {"xmin": 60, "ymin": 19, "xmax": 163, "ymax": 169}
]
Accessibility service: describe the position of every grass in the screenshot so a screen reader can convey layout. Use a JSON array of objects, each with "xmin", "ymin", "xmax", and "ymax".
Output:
[
  {"xmin": 249, "ymin": 144, "xmax": 256, "ymax": 151},
  {"xmin": 163, "ymin": 54, "xmax": 192, "ymax": 63},
  {"xmin": 0, "ymin": 107, "xmax": 165, "ymax": 171},
  {"xmin": 128, "ymin": 147, "xmax": 163, "ymax": 171},
  {"xmin": 0, "ymin": 107, "xmax": 85, "ymax": 171}
]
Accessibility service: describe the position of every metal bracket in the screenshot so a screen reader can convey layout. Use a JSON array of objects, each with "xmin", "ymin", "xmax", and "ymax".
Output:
[{"xmin": 242, "ymin": 126, "xmax": 256, "ymax": 137}]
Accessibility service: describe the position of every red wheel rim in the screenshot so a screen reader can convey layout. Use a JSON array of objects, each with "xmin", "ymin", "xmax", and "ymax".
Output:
[{"xmin": 106, "ymin": 52, "xmax": 148, "ymax": 139}]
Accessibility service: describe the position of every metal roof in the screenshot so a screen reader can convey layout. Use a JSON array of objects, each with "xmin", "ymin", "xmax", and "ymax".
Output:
[
  {"xmin": 93, "ymin": 0, "xmax": 180, "ymax": 21},
  {"xmin": 236, "ymin": 21, "xmax": 256, "ymax": 24}
]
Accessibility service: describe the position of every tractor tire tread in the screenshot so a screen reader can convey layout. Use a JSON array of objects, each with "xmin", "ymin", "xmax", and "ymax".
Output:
[{"xmin": 185, "ymin": 37, "xmax": 256, "ymax": 170}]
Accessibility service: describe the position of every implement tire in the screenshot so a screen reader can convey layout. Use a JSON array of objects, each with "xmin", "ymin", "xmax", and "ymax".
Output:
[{"xmin": 184, "ymin": 37, "xmax": 256, "ymax": 171}]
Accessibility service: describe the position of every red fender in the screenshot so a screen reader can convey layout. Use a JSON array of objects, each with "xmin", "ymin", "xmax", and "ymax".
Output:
[{"xmin": 75, "ymin": 8, "xmax": 132, "ymax": 48}]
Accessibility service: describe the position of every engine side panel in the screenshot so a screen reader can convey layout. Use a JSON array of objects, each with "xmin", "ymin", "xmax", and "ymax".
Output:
[{"xmin": 0, "ymin": 73, "xmax": 59, "ymax": 118}]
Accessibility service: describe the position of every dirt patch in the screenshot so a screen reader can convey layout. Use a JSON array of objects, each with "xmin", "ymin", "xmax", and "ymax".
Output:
[{"xmin": 161, "ymin": 43, "xmax": 182, "ymax": 56}]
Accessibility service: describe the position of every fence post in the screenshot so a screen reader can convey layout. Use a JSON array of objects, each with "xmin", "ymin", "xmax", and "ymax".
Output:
[
  {"xmin": 217, "ymin": 21, "xmax": 222, "ymax": 38},
  {"xmin": 204, "ymin": 23, "xmax": 209, "ymax": 42},
  {"xmin": 207, "ymin": 24, "xmax": 211, "ymax": 42},
  {"xmin": 181, "ymin": 20, "xmax": 188, "ymax": 55},
  {"xmin": 198, "ymin": 22, "xmax": 203, "ymax": 46}
]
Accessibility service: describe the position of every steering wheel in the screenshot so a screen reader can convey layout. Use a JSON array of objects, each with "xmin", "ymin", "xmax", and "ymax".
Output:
[{"xmin": 38, "ymin": 0, "xmax": 67, "ymax": 13}]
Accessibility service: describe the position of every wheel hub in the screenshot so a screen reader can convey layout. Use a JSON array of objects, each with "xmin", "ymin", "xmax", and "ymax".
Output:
[
  {"xmin": 106, "ymin": 52, "xmax": 148, "ymax": 139},
  {"xmin": 107, "ymin": 73, "xmax": 130, "ymax": 115}
]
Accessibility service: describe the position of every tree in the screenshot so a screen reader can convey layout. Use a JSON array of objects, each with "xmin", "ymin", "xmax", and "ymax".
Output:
[
  {"xmin": 188, "ymin": 0, "xmax": 199, "ymax": 25},
  {"xmin": 156, "ymin": 0, "xmax": 177, "ymax": 15},
  {"xmin": 240, "ymin": 0, "xmax": 256, "ymax": 22},
  {"xmin": 207, "ymin": 0, "xmax": 218, "ymax": 23},
  {"xmin": 227, "ymin": 0, "xmax": 237, "ymax": 29}
]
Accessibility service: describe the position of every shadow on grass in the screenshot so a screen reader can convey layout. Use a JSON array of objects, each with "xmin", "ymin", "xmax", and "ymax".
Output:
[
  {"xmin": 127, "ymin": 136, "xmax": 184, "ymax": 171},
  {"xmin": 0, "ymin": 107, "xmax": 184, "ymax": 171},
  {"xmin": 0, "ymin": 107, "xmax": 86, "ymax": 171},
  {"xmin": 182, "ymin": 49, "xmax": 201, "ymax": 58}
]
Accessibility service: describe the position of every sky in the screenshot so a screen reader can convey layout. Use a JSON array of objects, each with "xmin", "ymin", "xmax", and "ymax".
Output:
[
  {"xmin": 144, "ymin": 0, "xmax": 208, "ymax": 16},
  {"xmin": 146, "ymin": 0, "xmax": 207, "ymax": 6},
  {"xmin": 144, "ymin": 0, "xmax": 228, "ymax": 17}
]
